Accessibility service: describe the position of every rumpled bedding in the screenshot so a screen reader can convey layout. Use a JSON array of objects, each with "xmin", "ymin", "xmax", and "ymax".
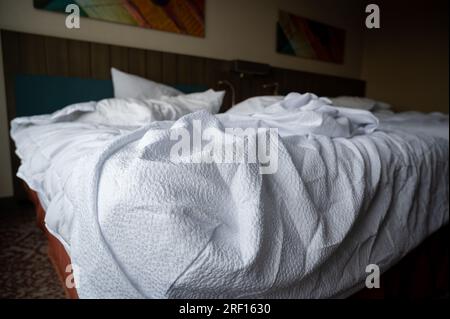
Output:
[{"xmin": 10, "ymin": 93, "xmax": 449, "ymax": 298}]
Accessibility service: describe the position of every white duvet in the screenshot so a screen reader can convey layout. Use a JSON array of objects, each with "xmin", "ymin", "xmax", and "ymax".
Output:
[{"xmin": 10, "ymin": 93, "xmax": 449, "ymax": 298}]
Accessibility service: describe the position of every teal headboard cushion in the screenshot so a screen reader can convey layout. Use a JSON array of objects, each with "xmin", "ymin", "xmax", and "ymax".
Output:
[
  {"xmin": 15, "ymin": 74, "xmax": 113, "ymax": 117},
  {"xmin": 14, "ymin": 74, "xmax": 208, "ymax": 117}
]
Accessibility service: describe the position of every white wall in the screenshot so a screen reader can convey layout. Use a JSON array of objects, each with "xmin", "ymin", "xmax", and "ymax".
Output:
[
  {"xmin": 0, "ymin": 0, "xmax": 365, "ymax": 197},
  {"xmin": 0, "ymin": 0, "xmax": 365, "ymax": 77},
  {"xmin": 362, "ymin": 0, "xmax": 449, "ymax": 113}
]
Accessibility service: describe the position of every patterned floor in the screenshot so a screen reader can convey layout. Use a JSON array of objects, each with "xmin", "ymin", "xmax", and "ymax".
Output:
[{"xmin": 0, "ymin": 200, "xmax": 66, "ymax": 299}]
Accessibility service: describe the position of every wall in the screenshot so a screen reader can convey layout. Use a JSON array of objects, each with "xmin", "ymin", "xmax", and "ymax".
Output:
[
  {"xmin": 0, "ymin": 0, "xmax": 365, "ymax": 198},
  {"xmin": 0, "ymin": 32, "xmax": 13, "ymax": 198},
  {"xmin": 362, "ymin": 0, "xmax": 449, "ymax": 113},
  {"xmin": 0, "ymin": 0, "xmax": 365, "ymax": 78}
]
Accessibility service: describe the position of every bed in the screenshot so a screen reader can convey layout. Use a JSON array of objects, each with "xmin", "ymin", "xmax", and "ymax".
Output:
[
  {"xmin": 22, "ymin": 181, "xmax": 449, "ymax": 299},
  {"xmin": 3, "ymin": 30, "xmax": 448, "ymax": 298}
]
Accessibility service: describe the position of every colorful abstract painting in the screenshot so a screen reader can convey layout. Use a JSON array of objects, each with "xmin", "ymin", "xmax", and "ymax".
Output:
[
  {"xmin": 276, "ymin": 10, "xmax": 345, "ymax": 64},
  {"xmin": 34, "ymin": 0, "xmax": 205, "ymax": 37}
]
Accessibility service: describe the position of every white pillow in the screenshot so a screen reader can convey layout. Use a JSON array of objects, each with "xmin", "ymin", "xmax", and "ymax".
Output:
[
  {"xmin": 78, "ymin": 97, "xmax": 189, "ymax": 126},
  {"xmin": 111, "ymin": 67, "xmax": 182, "ymax": 99},
  {"xmin": 226, "ymin": 96, "xmax": 284, "ymax": 115},
  {"xmin": 330, "ymin": 96, "xmax": 392, "ymax": 111},
  {"xmin": 160, "ymin": 89, "xmax": 225, "ymax": 114},
  {"xmin": 372, "ymin": 101, "xmax": 392, "ymax": 111}
]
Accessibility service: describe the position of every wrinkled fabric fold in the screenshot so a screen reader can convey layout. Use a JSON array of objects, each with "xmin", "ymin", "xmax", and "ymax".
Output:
[{"xmin": 9, "ymin": 94, "xmax": 449, "ymax": 299}]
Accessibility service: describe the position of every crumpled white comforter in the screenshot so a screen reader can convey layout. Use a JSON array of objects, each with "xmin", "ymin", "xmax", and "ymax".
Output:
[{"xmin": 10, "ymin": 93, "xmax": 449, "ymax": 298}]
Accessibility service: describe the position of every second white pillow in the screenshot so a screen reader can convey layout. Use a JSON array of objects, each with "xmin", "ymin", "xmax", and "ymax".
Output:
[
  {"xmin": 160, "ymin": 89, "xmax": 225, "ymax": 115},
  {"xmin": 111, "ymin": 67, "xmax": 182, "ymax": 99}
]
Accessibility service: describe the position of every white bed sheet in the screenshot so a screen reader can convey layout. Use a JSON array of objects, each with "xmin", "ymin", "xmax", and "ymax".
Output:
[{"xmin": 10, "ymin": 96, "xmax": 449, "ymax": 298}]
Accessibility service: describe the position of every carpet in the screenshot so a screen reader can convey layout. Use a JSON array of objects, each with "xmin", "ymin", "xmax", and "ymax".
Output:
[{"xmin": 0, "ymin": 200, "xmax": 66, "ymax": 299}]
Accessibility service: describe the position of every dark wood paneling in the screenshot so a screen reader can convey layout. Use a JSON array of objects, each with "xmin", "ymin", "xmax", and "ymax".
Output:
[
  {"xmin": 90, "ymin": 43, "xmax": 110, "ymax": 79},
  {"xmin": 67, "ymin": 40, "xmax": 91, "ymax": 78},
  {"xmin": 204, "ymin": 58, "xmax": 233, "ymax": 111},
  {"xmin": 18, "ymin": 33, "xmax": 47, "ymax": 74},
  {"xmin": 204, "ymin": 58, "xmax": 229, "ymax": 89},
  {"xmin": 176, "ymin": 55, "xmax": 191, "ymax": 84},
  {"xmin": 204, "ymin": 58, "xmax": 225, "ymax": 87},
  {"xmin": 44, "ymin": 37, "xmax": 69, "ymax": 76},
  {"xmin": 188, "ymin": 56, "xmax": 206, "ymax": 84},
  {"xmin": 4, "ymin": 30, "xmax": 366, "ymax": 101},
  {"xmin": 3, "ymin": 30, "xmax": 366, "ymax": 96},
  {"xmin": 161, "ymin": 52, "xmax": 177, "ymax": 84},
  {"xmin": 128, "ymin": 48, "xmax": 146, "ymax": 78},
  {"xmin": 146, "ymin": 50, "xmax": 162, "ymax": 82},
  {"xmin": 110, "ymin": 46, "xmax": 129, "ymax": 73}
]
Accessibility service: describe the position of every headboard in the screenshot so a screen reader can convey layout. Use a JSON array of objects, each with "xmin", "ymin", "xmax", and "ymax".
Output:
[
  {"xmin": 14, "ymin": 74, "xmax": 208, "ymax": 117},
  {"xmin": 1, "ymin": 29, "xmax": 365, "ymax": 197},
  {"xmin": 15, "ymin": 74, "xmax": 113, "ymax": 116}
]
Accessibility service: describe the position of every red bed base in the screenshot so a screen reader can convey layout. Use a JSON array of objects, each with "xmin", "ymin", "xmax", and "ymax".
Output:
[
  {"xmin": 24, "ymin": 183, "xmax": 448, "ymax": 299},
  {"xmin": 25, "ymin": 185, "xmax": 79, "ymax": 299}
]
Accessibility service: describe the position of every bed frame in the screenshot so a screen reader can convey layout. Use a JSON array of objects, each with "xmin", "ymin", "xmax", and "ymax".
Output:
[
  {"xmin": 4, "ymin": 29, "xmax": 448, "ymax": 298},
  {"xmin": 24, "ymin": 183, "xmax": 78, "ymax": 299}
]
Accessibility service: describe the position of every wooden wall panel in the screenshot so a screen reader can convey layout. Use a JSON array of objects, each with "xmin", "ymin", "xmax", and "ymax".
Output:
[
  {"xmin": 18, "ymin": 33, "xmax": 47, "ymax": 74},
  {"xmin": 110, "ymin": 46, "xmax": 129, "ymax": 73},
  {"xmin": 204, "ymin": 58, "xmax": 228, "ymax": 88},
  {"xmin": 204, "ymin": 58, "xmax": 224, "ymax": 87},
  {"xmin": 3, "ymin": 30, "xmax": 366, "ymax": 96},
  {"xmin": 3, "ymin": 29, "xmax": 366, "ymax": 103},
  {"xmin": 188, "ymin": 56, "xmax": 206, "ymax": 84},
  {"xmin": 176, "ymin": 55, "xmax": 207, "ymax": 85},
  {"xmin": 161, "ymin": 52, "xmax": 177, "ymax": 84},
  {"xmin": 204, "ymin": 58, "xmax": 232, "ymax": 110},
  {"xmin": 44, "ymin": 37, "xmax": 69, "ymax": 76},
  {"xmin": 176, "ymin": 55, "xmax": 191, "ymax": 84},
  {"xmin": 67, "ymin": 40, "xmax": 91, "ymax": 78},
  {"xmin": 90, "ymin": 43, "xmax": 110, "ymax": 79},
  {"xmin": 146, "ymin": 50, "xmax": 162, "ymax": 82},
  {"xmin": 128, "ymin": 48, "xmax": 146, "ymax": 78}
]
